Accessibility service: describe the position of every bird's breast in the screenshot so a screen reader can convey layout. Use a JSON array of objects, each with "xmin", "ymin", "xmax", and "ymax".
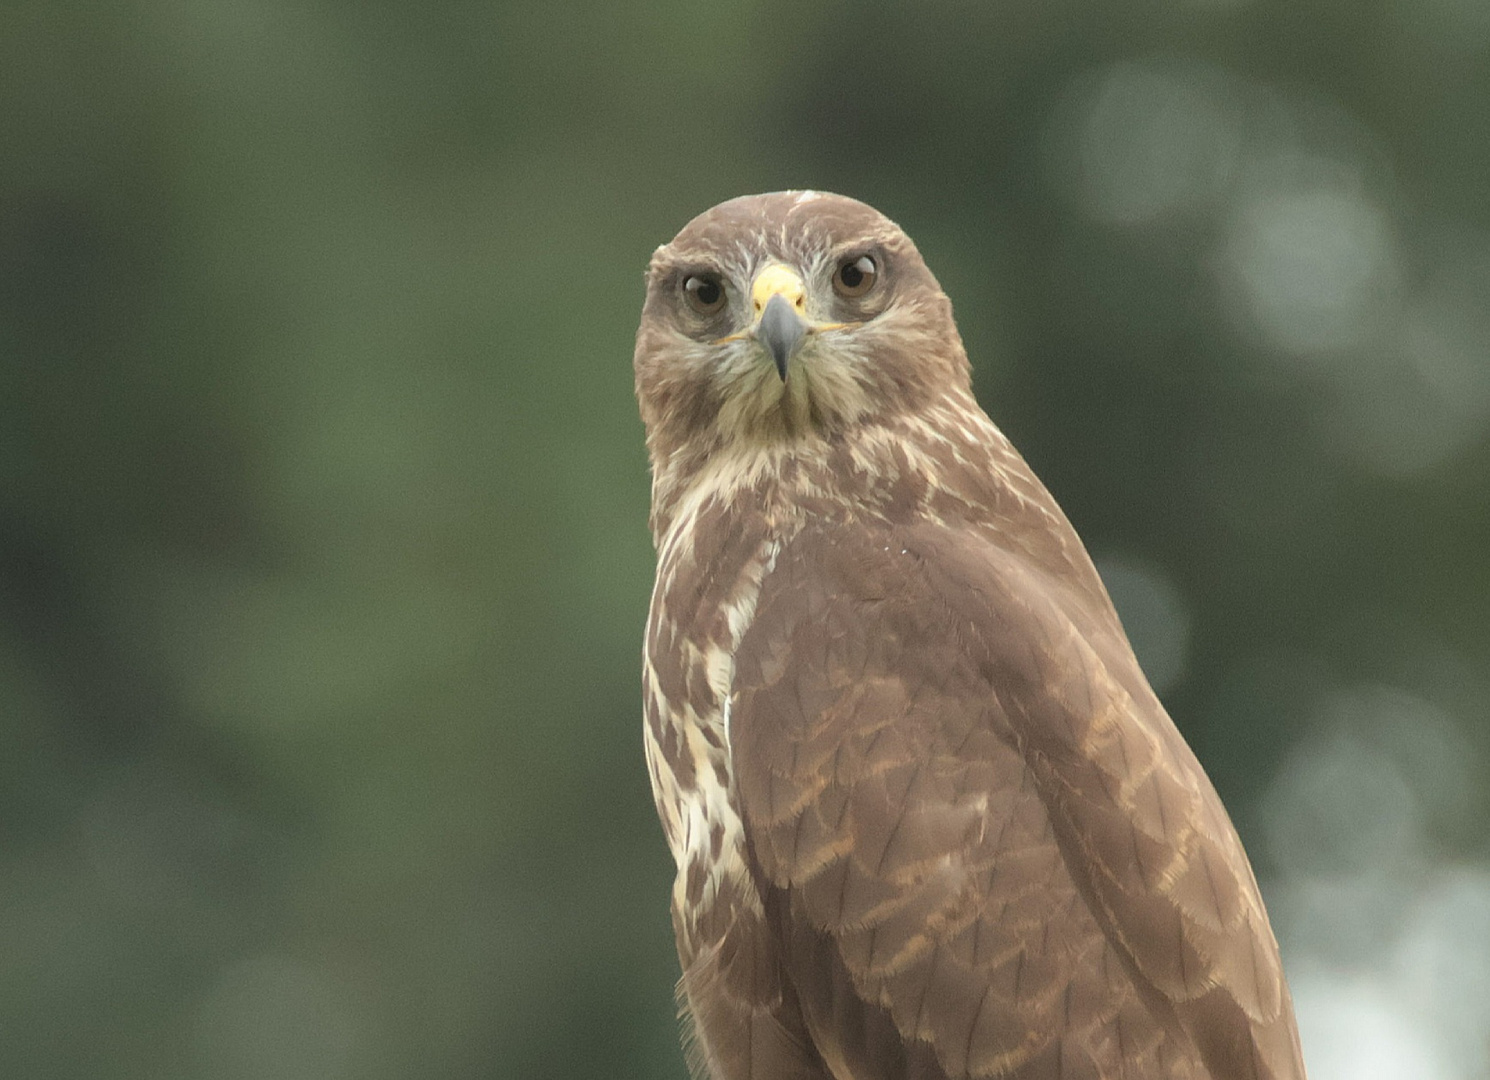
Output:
[{"xmin": 643, "ymin": 497, "xmax": 784, "ymax": 956}]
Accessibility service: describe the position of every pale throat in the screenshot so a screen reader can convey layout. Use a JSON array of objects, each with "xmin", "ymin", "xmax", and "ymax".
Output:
[{"xmin": 712, "ymin": 336, "xmax": 878, "ymax": 444}]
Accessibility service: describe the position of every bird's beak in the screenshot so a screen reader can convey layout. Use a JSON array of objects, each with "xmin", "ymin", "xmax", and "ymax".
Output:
[
  {"xmin": 750, "ymin": 265, "xmax": 809, "ymax": 382},
  {"xmin": 712, "ymin": 263, "xmax": 856, "ymax": 380}
]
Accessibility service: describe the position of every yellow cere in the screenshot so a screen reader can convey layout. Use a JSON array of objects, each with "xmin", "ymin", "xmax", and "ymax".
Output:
[{"xmin": 750, "ymin": 264, "xmax": 807, "ymax": 318}]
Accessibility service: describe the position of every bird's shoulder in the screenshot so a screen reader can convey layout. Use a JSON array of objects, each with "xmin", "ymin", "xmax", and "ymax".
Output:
[{"xmin": 726, "ymin": 513, "xmax": 1305, "ymax": 1080}]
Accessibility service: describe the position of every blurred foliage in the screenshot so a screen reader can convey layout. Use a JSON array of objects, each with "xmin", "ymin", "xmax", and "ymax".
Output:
[{"xmin": 2, "ymin": 1, "xmax": 1487, "ymax": 1078}]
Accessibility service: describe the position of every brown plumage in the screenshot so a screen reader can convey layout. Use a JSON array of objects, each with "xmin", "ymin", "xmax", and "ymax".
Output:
[{"xmin": 634, "ymin": 191, "xmax": 1306, "ymax": 1080}]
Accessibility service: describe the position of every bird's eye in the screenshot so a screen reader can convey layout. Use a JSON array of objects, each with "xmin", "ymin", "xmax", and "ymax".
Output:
[
  {"xmin": 832, "ymin": 255, "xmax": 877, "ymax": 298},
  {"xmin": 682, "ymin": 274, "xmax": 726, "ymax": 315}
]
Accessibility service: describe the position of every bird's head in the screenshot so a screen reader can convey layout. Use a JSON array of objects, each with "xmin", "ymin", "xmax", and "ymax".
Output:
[{"xmin": 634, "ymin": 192, "xmax": 971, "ymax": 470}]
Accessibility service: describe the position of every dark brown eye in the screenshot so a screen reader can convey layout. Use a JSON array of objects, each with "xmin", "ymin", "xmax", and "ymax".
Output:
[
  {"xmin": 682, "ymin": 274, "xmax": 726, "ymax": 315},
  {"xmin": 832, "ymin": 254, "xmax": 877, "ymax": 297}
]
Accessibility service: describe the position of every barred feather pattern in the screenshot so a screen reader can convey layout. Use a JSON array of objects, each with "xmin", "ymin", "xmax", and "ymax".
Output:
[{"xmin": 637, "ymin": 192, "xmax": 1306, "ymax": 1080}]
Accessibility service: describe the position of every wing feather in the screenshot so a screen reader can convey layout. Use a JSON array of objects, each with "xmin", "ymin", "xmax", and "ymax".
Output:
[{"xmin": 730, "ymin": 520, "xmax": 1304, "ymax": 1080}]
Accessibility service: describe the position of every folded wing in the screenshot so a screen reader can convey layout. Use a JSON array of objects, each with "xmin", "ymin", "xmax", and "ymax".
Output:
[{"xmin": 730, "ymin": 520, "xmax": 1305, "ymax": 1080}]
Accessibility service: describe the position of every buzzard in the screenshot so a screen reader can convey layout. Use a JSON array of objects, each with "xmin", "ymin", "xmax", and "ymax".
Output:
[{"xmin": 634, "ymin": 192, "xmax": 1305, "ymax": 1080}]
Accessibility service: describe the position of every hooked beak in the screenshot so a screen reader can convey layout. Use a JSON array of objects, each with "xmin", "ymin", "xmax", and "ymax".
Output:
[
  {"xmin": 758, "ymin": 293, "xmax": 805, "ymax": 381},
  {"xmin": 750, "ymin": 264, "xmax": 809, "ymax": 381},
  {"xmin": 712, "ymin": 263, "xmax": 856, "ymax": 381}
]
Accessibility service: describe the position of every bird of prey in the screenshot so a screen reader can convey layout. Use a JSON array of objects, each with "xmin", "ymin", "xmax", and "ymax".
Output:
[{"xmin": 634, "ymin": 191, "xmax": 1305, "ymax": 1080}]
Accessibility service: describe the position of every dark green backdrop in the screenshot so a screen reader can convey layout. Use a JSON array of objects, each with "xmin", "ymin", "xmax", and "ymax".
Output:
[{"xmin": 4, "ymin": 3, "xmax": 1488, "ymax": 1078}]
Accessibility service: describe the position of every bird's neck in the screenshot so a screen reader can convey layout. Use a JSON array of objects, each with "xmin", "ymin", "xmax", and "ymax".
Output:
[{"xmin": 647, "ymin": 387, "xmax": 1011, "ymax": 550}]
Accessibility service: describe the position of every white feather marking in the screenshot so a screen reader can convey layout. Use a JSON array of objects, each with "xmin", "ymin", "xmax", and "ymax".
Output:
[{"xmin": 648, "ymin": 530, "xmax": 787, "ymax": 945}]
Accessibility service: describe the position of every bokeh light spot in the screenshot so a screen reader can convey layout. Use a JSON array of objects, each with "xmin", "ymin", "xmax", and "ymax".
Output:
[
  {"xmin": 1219, "ymin": 182, "xmax": 1400, "ymax": 357},
  {"xmin": 1396, "ymin": 870, "xmax": 1490, "ymax": 1076},
  {"xmin": 1290, "ymin": 971, "xmax": 1454, "ymax": 1080},
  {"xmin": 1095, "ymin": 554, "xmax": 1192, "ymax": 694},
  {"xmin": 1060, "ymin": 60, "xmax": 1241, "ymax": 226}
]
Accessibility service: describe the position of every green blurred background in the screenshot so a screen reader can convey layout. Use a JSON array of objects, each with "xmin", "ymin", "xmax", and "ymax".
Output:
[{"xmin": 3, "ymin": 2, "xmax": 1489, "ymax": 1078}]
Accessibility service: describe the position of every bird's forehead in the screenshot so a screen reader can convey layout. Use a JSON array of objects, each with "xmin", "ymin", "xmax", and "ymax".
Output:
[{"xmin": 658, "ymin": 191, "xmax": 905, "ymax": 272}]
